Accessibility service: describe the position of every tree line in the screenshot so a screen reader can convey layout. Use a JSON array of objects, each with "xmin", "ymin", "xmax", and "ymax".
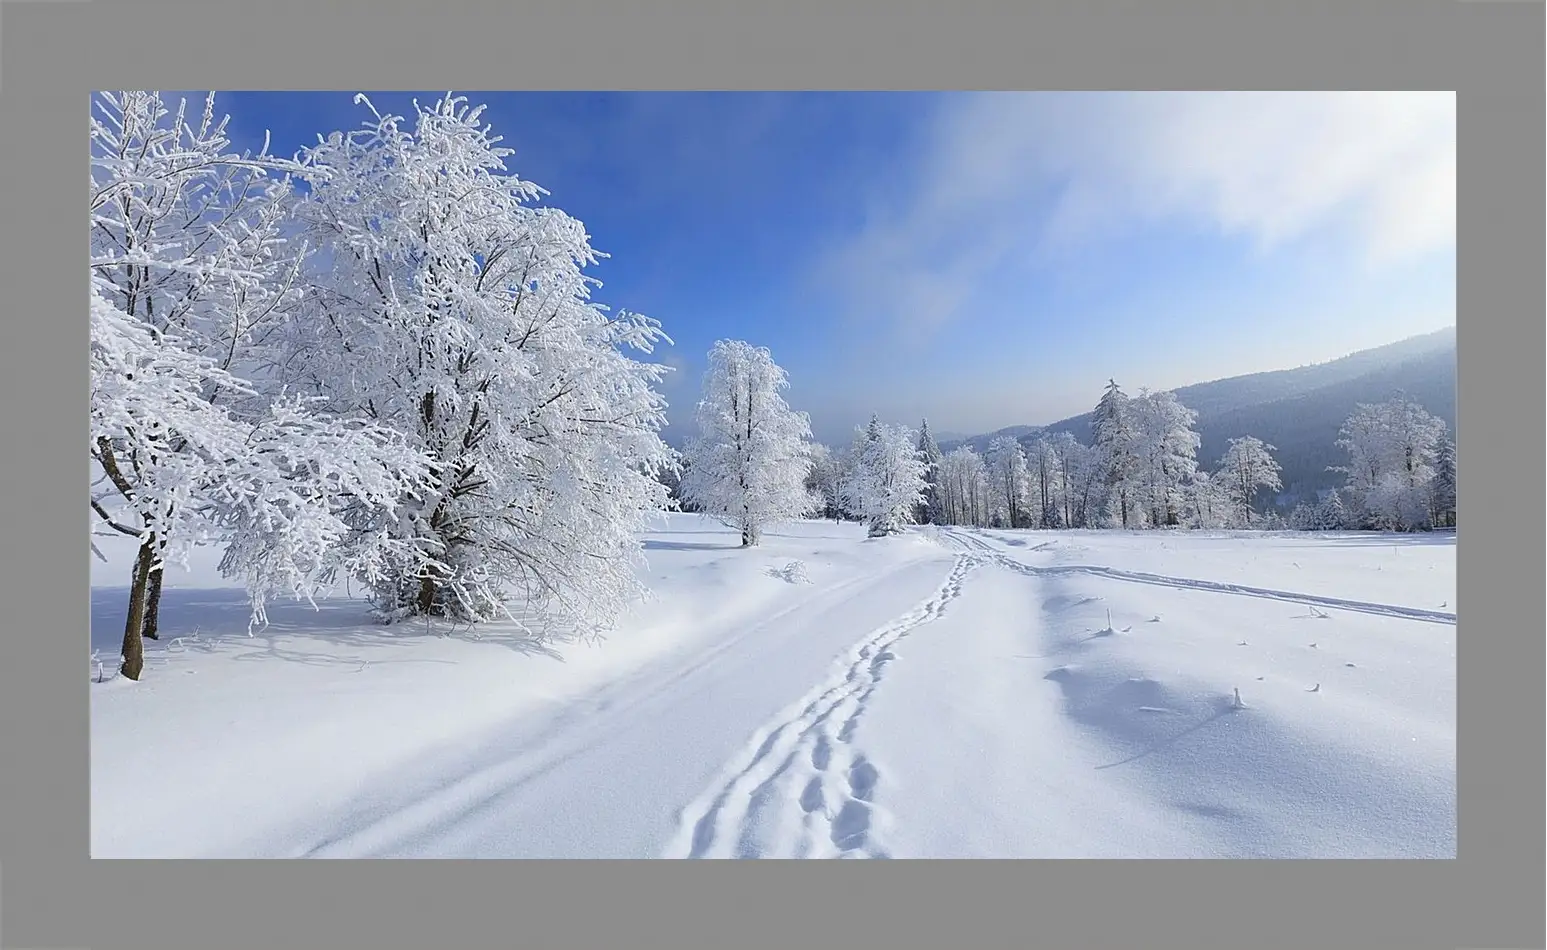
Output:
[{"xmin": 674, "ymin": 361, "xmax": 1457, "ymax": 541}]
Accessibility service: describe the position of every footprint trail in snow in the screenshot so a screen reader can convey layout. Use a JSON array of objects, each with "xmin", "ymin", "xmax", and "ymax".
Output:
[{"xmin": 665, "ymin": 553, "xmax": 981, "ymax": 859}]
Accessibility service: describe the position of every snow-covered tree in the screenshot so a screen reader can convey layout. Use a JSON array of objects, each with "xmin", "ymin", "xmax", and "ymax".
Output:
[
  {"xmin": 89, "ymin": 91, "xmax": 430, "ymax": 680},
  {"xmin": 680, "ymin": 340, "xmax": 817, "ymax": 546},
  {"xmin": 1288, "ymin": 501, "xmax": 1318, "ymax": 531},
  {"xmin": 937, "ymin": 446, "xmax": 988, "ymax": 527},
  {"xmin": 1333, "ymin": 394, "xmax": 1449, "ymax": 531},
  {"xmin": 986, "ymin": 435, "xmax": 1030, "ymax": 528},
  {"xmin": 1091, "ymin": 380, "xmax": 1142, "ymax": 528},
  {"xmin": 1314, "ymin": 489, "xmax": 1349, "ymax": 530},
  {"xmin": 915, "ymin": 419, "xmax": 945, "ymax": 525},
  {"xmin": 1289, "ymin": 493, "xmax": 1342, "ymax": 531},
  {"xmin": 967, "ymin": 449, "xmax": 992, "ymax": 527},
  {"xmin": 1028, "ymin": 437, "xmax": 1062, "ymax": 529},
  {"xmin": 935, "ymin": 448, "xmax": 965, "ymax": 526},
  {"xmin": 843, "ymin": 419, "xmax": 928, "ymax": 537},
  {"xmin": 1047, "ymin": 431, "xmax": 1099, "ymax": 528},
  {"xmin": 1132, "ymin": 389, "xmax": 1200, "ymax": 528},
  {"xmin": 805, "ymin": 443, "xmax": 851, "ymax": 522},
  {"xmin": 284, "ymin": 93, "xmax": 675, "ymax": 628},
  {"xmin": 1218, "ymin": 436, "xmax": 1283, "ymax": 527},
  {"xmin": 1430, "ymin": 437, "xmax": 1457, "ymax": 529},
  {"xmin": 1182, "ymin": 470, "xmax": 1230, "ymax": 529}
]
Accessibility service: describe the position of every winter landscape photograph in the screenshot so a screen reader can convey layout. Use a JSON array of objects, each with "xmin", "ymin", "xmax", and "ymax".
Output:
[{"xmin": 90, "ymin": 89, "xmax": 1457, "ymax": 860}]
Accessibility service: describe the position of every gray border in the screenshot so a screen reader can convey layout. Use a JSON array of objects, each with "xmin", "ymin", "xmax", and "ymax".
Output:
[{"xmin": 1, "ymin": 0, "xmax": 1540, "ymax": 948}]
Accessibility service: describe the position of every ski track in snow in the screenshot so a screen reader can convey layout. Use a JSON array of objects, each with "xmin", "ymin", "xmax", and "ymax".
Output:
[
  {"xmin": 936, "ymin": 527, "xmax": 1453, "ymax": 626},
  {"xmin": 665, "ymin": 553, "xmax": 981, "ymax": 859},
  {"xmin": 295, "ymin": 557, "xmax": 945, "ymax": 859}
]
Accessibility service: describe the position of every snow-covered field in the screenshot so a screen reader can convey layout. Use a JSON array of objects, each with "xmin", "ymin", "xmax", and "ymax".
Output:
[{"xmin": 90, "ymin": 515, "xmax": 1455, "ymax": 859}]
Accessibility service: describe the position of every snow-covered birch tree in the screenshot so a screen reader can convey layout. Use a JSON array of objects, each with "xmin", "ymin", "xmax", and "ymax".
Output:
[
  {"xmin": 1047, "ymin": 431, "xmax": 1097, "ymax": 529},
  {"xmin": 1182, "ymin": 470, "xmax": 1230, "ymax": 529},
  {"xmin": 1218, "ymin": 436, "xmax": 1283, "ymax": 527},
  {"xmin": 1028, "ymin": 437, "xmax": 1063, "ymax": 529},
  {"xmin": 283, "ymin": 93, "xmax": 675, "ymax": 630},
  {"xmin": 936, "ymin": 446, "xmax": 988, "ymax": 527},
  {"xmin": 986, "ymin": 435, "xmax": 1030, "ymax": 528},
  {"xmin": 679, "ymin": 340, "xmax": 817, "ymax": 546}
]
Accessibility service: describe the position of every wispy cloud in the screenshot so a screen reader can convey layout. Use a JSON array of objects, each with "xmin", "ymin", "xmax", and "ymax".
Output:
[{"xmin": 815, "ymin": 91, "xmax": 1455, "ymax": 337}]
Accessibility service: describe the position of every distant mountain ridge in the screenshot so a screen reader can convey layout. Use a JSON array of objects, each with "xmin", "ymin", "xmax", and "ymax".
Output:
[{"xmin": 939, "ymin": 327, "xmax": 1457, "ymax": 505}]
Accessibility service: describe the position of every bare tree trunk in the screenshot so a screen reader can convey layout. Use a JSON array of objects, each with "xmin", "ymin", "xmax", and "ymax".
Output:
[
  {"xmin": 418, "ymin": 573, "xmax": 438, "ymax": 616},
  {"xmin": 119, "ymin": 541, "xmax": 154, "ymax": 681},
  {"xmin": 143, "ymin": 563, "xmax": 165, "ymax": 640}
]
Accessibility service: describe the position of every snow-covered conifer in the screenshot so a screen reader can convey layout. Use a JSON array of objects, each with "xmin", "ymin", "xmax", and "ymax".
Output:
[
  {"xmin": 843, "ymin": 420, "xmax": 928, "ymax": 537},
  {"xmin": 1091, "ymin": 380, "xmax": 1142, "ymax": 528},
  {"xmin": 1315, "ymin": 489, "xmax": 1349, "ymax": 531},
  {"xmin": 1430, "ymin": 437, "xmax": 1456, "ymax": 529},
  {"xmin": 1288, "ymin": 502, "xmax": 1318, "ymax": 531},
  {"xmin": 916, "ymin": 419, "xmax": 945, "ymax": 525}
]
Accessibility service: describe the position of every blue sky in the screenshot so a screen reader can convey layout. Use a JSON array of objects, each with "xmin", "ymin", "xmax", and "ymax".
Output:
[{"xmin": 211, "ymin": 90, "xmax": 1455, "ymax": 446}]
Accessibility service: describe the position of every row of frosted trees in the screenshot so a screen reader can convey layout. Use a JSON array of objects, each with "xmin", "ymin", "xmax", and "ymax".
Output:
[
  {"xmin": 831, "ymin": 392, "xmax": 1450, "ymax": 536},
  {"xmin": 907, "ymin": 384, "xmax": 1455, "ymax": 534},
  {"xmin": 806, "ymin": 382, "xmax": 1297, "ymax": 532},
  {"xmin": 673, "ymin": 342, "xmax": 1457, "ymax": 545}
]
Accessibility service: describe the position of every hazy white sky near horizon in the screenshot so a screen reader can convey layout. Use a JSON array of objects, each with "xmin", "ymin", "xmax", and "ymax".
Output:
[{"xmin": 782, "ymin": 91, "xmax": 1456, "ymax": 442}]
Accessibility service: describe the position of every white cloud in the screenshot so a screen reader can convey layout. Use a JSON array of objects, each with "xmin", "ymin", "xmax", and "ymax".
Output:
[{"xmin": 817, "ymin": 91, "xmax": 1455, "ymax": 334}]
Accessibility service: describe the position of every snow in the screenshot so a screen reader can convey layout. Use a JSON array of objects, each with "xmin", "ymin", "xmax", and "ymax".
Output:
[{"xmin": 91, "ymin": 515, "xmax": 1455, "ymax": 858}]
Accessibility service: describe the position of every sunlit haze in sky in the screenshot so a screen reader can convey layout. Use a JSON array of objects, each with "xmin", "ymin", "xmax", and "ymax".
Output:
[{"xmin": 216, "ymin": 90, "xmax": 1456, "ymax": 445}]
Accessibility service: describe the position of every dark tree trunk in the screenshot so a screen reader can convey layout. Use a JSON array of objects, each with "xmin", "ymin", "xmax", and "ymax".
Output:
[
  {"xmin": 143, "ymin": 564, "xmax": 164, "ymax": 640},
  {"xmin": 418, "ymin": 574, "xmax": 438, "ymax": 616},
  {"xmin": 119, "ymin": 541, "xmax": 155, "ymax": 681}
]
